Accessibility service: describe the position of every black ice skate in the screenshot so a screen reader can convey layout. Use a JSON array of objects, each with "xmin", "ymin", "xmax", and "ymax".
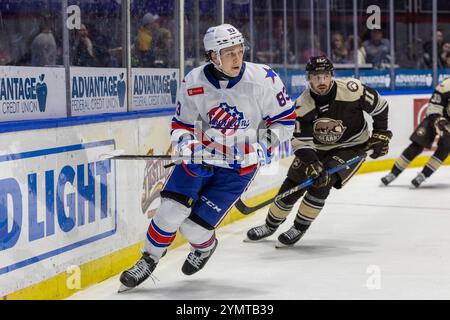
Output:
[
  {"xmin": 245, "ymin": 224, "xmax": 276, "ymax": 241},
  {"xmin": 276, "ymin": 225, "xmax": 305, "ymax": 248},
  {"xmin": 411, "ymin": 172, "xmax": 426, "ymax": 188},
  {"xmin": 118, "ymin": 252, "xmax": 158, "ymax": 293},
  {"xmin": 381, "ymin": 172, "xmax": 397, "ymax": 186},
  {"xmin": 182, "ymin": 239, "xmax": 218, "ymax": 276}
]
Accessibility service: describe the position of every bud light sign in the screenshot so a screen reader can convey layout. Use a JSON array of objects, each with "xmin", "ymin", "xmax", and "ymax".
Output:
[{"xmin": 0, "ymin": 140, "xmax": 117, "ymax": 275}]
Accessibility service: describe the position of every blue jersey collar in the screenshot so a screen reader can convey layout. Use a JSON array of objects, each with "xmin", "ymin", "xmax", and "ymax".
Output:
[{"xmin": 203, "ymin": 62, "xmax": 246, "ymax": 89}]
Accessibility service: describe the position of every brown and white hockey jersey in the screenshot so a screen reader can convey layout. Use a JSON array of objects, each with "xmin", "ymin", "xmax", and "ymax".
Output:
[
  {"xmin": 292, "ymin": 78, "xmax": 389, "ymax": 157},
  {"xmin": 427, "ymin": 77, "xmax": 450, "ymax": 120}
]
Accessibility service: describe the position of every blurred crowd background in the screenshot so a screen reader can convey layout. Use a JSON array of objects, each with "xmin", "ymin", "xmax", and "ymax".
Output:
[{"xmin": 1, "ymin": 0, "xmax": 450, "ymax": 92}]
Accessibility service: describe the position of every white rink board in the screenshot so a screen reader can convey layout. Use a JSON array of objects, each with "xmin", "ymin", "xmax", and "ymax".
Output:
[
  {"xmin": 0, "ymin": 66, "xmax": 66, "ymax": 121},
  {"xmin": 70, "ymin": 67, "xmax": 128, "ymax": 115},
  {"xmin": 131, "ymin": 68, "xmax": 179, "ymax": 110},
  {"xmin": 0, "ymin": 118, "xmax": 161, "ymax": 296}
]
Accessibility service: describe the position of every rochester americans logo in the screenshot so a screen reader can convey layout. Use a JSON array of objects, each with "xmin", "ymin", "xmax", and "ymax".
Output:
[{"xmin": 207, "ymin": 102, "xmax": 249, "ymax": 135}]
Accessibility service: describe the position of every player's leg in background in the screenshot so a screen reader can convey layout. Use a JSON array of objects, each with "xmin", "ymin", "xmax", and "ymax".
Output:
[
  {"xmin": 276, "ymin": 147, "xmax": 365, "ymax": 247},
  {"xmin": 412, "ymin": 131, "xmax": 450, "ymax": 187},
  {"xmin": 276, "ymin": 183, "xmax": 333, "ymax": 247},
  {"xmin": 246, "ymin": 157, "xmax": 307, "ymax": 241},
  {"xmin": 383, "ymin": 117, "xmax": 433, "ymax": 186},
  {"xmin": 382, "ymin": 142, "xmax": 423, "ymax": 185}
]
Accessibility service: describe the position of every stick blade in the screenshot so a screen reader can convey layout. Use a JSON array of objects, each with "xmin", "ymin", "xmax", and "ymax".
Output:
[
  {"xmin": 275, "ymin": 241, "xmax": 292, "ymax": 249},
  {"xmin": 99, "ymin": 149, "xmax": 125, "ymax": 161},
  {"xmin": 117, "ymin": 284, "xmax": 133, "ymax": 293}
]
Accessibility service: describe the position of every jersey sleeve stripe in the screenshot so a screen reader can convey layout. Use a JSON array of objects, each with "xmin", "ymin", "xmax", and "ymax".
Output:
[
  {"xmin": 264, "ymin": 105, "xmax": 296, "ymax": 122},
  {"xmin": 369, "ymin": 101, "xmax": 388, "ymax": 116},
  {"xmin": 426, "ymin": 103, "xmax": 444, "ymax": 116},
  {"xmin": 171, "ymin": 117, "xmax": 195, "ymax": 132},
  {"xmin": 265, "ymin": 108, "xmax": 296, "ymax": 127}
]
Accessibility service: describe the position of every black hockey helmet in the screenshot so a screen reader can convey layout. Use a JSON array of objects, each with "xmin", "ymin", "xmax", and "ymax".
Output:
[{"xmin": 306, "ymin": 56, "xmax": 334, "ymax": 76}]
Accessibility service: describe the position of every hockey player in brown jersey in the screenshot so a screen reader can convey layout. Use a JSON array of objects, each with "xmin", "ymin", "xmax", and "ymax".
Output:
[
  {"xmin": 381, "ymin": 78, "xmax": 450, "ymax": 188},
  {"xmin": 246, "ymin": 56, "xmax": 393, "ymax": 247}
]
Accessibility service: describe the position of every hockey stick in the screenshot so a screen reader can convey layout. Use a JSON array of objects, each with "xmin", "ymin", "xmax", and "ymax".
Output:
[
  {"xmin": 235, "ymin": 152, "xmax": 370, "ymax": 215},
  {"xmin": 99, "ymin": 150, "xmax": 243, "ymax": 169}
]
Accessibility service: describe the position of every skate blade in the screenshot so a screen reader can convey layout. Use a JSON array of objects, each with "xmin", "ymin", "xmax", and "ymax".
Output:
[
  {"xmin": 118, "ymin": 284, "xmax": 133, "ymax": 293},
  {"xmin": 243, "ymin": 237, "xmax": 258, "ymax": 243},
  {"xmin": 275, "ymin": 241, "xmax": 294, "ymax": 249}
]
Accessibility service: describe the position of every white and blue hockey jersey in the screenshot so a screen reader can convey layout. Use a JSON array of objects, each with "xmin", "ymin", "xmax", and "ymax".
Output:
[{"xmin": 171, "ymin": 62, "xmax": 296, "ymax": 168}]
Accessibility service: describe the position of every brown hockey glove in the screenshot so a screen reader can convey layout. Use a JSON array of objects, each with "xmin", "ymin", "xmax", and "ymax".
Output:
[
  {"xmin": 434, "ymin": 117, "xmax": 450, "ymax": 136},
  {"xmin": 368, "ymin": 130, "xmax": 393, "ymax": 159},
  {"xmin": 305, "ymin": 161, "xmax": 330, "ymax": 188}
]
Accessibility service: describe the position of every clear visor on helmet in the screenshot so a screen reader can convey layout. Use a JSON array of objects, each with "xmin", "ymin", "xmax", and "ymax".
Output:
[
  {"xmin": 307, "ymin": 70, "xmax": 333, "ymax": 82},
  {"xmin": 219, "ymin": 44, "xmax": 245, "ymax": 60},
  {"xmin": 218, "ymin": 40, "xmax": 250, "ymax": 57}
]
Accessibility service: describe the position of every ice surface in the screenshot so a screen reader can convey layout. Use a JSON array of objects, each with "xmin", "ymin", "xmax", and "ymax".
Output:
[{"xmin": 68, "ymin": 166, "xmax": 450, "ymax": 300}]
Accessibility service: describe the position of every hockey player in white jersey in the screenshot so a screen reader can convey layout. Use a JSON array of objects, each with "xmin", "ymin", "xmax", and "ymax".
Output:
[{"xmin": 118, "ymin": 24, "xmax": 295, "ymax": 291}]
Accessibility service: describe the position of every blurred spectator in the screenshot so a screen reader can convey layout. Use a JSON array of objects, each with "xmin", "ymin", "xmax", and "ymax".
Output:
[
  {"xmin": 31, "ymin": 19, "xmax": 57, "ymax": 66},
  {"xmin": 331, "ymin": 32, "xmax": 348, "ymax": 63},
  {"xmin": 444, "ymin": 52, "xmax": 450, "ymax": 69},
  {"xmin": 71, "ymin": 24, "xmax": 100, "ymax": 66},
  {"xmin": 422, "ymin": 29, "xmax": 444, "ymax": 68},
  {"xmin": 363, "ymin": 29, "xmax": 391, "ymax": 69},
  {"xmin": 347, "ymin": 35, "xmax": 366, "ymax": 65},
  {"xmin": 301, "ymin": 35, "xmax": 325, "ymax": 63},
  {"xmin": 134, "ymin": 12, "xmax": 160, "ymax": 67},
  {"xmin": 440, "ymin": 42, "xmax": 450, "ymax": 68},
  {"xmin": 0, "ymin": 50, "xmax": 11, "ymax": 65},
  {"xmin": 152, "ymin": 26, "xmax": 174, "ymax": 67},
  {"xmin": 0, "ymin": 32, "xmax": 12, "ymax": 65},
  {"xmin": 89, "ymin": 24, "xmax": 112, "ymax": 66}
]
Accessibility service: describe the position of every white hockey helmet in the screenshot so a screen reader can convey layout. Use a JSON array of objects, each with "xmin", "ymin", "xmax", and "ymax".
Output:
[{"xmin": 203, "ymin": 24, "xmax": 245, "ymax": 57}]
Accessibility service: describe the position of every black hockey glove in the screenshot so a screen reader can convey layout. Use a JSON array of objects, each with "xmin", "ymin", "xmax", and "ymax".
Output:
[
  {"xmin": 368, "ymin": 130, "xmax": 393, "ymax": 159},
  {"xmin": 305, "ymin": 161, "xmax": 330, "ymax": 188},
  {"xmin": 434, "ymin": 117, "xmax": 450, "ymax": 136}
]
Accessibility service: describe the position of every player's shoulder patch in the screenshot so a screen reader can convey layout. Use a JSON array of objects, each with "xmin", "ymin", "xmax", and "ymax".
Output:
[
  {"xmin": 335, "ymin": 78, "xmax": 363, "ymax": 102},
  {"xmin": 187, "ymin": 87, "xmax": 204, "ymax": 96},
  {"xmin": 346, "ymin": 80, "xmax": 359, "ymax": 92},
  {"xmin": 295, "ymin": 90, "xmax": 315, "ymax": 117}
]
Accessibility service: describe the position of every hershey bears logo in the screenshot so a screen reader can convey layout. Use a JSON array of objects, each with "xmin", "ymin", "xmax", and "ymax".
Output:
[{"xmin": 313, "ymin": 118, "xmax": 347, "ymax": 144}]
